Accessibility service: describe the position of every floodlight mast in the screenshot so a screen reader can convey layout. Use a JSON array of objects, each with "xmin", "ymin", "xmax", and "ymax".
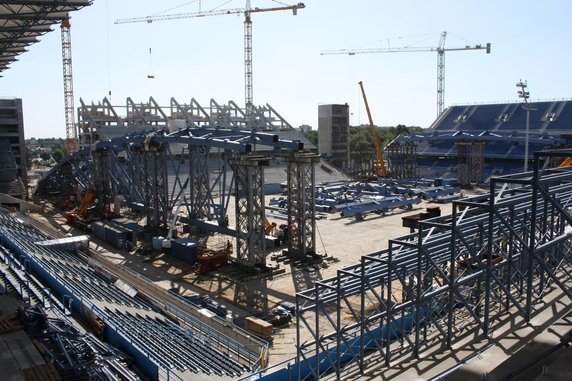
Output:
[{"xmin": 516, "ymin": 80, "xmax": 531, "ymax": 172}]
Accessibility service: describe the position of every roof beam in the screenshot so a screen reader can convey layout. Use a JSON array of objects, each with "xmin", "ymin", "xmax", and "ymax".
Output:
[{"xmin": 0, "ymin": 1, "xmax": 91, "ymax": 7}]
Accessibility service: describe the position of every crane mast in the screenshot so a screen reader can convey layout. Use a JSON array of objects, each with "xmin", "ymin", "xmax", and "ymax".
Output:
[
  {"xmin": 436, "ymin": 31, "xmax": 447, "ymax": 116},
  {"xmin": 244, "ymin": 0, "xmax": 253, "ymax": 121},
  {"xmin": 323, "ymin": 31, "xmax": 491, "ymax": 116},
  {"xmin": 116, "ymin": 2, "xmax": 305, "ymax": 129},
  {"xmin": 61, "ymin": 18, "xmax": 77, "ymax": 154}
]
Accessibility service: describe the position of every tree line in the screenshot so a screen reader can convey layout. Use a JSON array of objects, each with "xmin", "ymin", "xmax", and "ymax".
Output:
[{"xmin": 302, "ymin": 124, "xmax": 425, "ymax": 152}]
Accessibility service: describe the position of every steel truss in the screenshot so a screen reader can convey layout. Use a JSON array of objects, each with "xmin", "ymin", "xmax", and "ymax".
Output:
[
  {"xmin": 230, "ymin": 156, "xmax": 269, "ymax": 267},
  {"xmin": 457, "ymin": 140, "xmax": 485, "ymax": 184},
  {"xmin": 285, "ymin": 152, "xmax": 319, "ymax": 258},
  {"xmin": 36, "ymin": 128, "xmax": 311, "ymax": 265},
  {"xmin": 386, "ymin": 141, "xmax": 418, "ymax": 179},
  {"xmin": 294, "ymin": 149, "xmax": 572, "ymax": 380},
  {"xmin": 78, "ymin": 97, "xmax": 296, "ymax": 148}
]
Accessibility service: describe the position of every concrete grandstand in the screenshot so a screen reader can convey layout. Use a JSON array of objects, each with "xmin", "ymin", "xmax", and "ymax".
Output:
[{"xmin": 387, "ymin": 100, "xmax": 572, "ymax": 183}]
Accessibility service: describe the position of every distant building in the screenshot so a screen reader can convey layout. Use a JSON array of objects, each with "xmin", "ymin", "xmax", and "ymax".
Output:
[
  {"xmin": 318, "ymin": 104, "xmax": 350, "ymax": 168},
  {"xmin": 0, "ymin": 98, "xmax": 26, "ymax": 197},
  {"xmin": 298, "ymin": 124, "xmax": 312, "ymax": 132}
]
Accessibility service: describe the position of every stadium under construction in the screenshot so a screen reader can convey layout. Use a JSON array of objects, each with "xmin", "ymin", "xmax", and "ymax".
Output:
[{"xmin": 1, "ymin": 2, "xmax": 572, "ymax": 381}]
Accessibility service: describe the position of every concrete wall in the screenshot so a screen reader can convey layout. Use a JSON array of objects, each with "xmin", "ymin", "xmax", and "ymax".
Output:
[
  {"xmin": 0, "ymin": 98, "xmax": 26, "ymax": 197},
  {"xmin": 318, "ymin": 104, "xmax": 350, "ymax": 168},
  {"xmin": 0, "ymin": 194, "xmax": 41, "ymax": 212}
]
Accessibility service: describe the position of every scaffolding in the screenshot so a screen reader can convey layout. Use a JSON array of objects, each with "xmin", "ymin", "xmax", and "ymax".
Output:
[
  {"xmin": 230, "ymin": 156, "xmax": 269, "ymax": 267},
  {"xmin": 36, "ymin": 127, "xmax": 303, "ymax": 248},
  {"xmin": 292, "ymin": 149, "xmax": 572, "ymax": 380},
  {"xmin": 77, "ymin": 97, "xmax": 296, "ymax": 149},
  {"xmin": 457, "ymin": 140, "xmax": 485, "ymax": 184},
  {"xmin": 386, "ymin": 141, "xmax": 417, "ymax": 179},
  {"xmin": 285, "ymin": 152, "xmax": 319, "ymax": 259},
  {"xmin": 188, "ymin": 145, "xmax": 210, "ymax": 220}
]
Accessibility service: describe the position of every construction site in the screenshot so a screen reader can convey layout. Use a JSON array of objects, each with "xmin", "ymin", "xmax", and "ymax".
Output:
[{"xmin": 1, "ymin": 1, "xmax": 571, "ymax": 381}]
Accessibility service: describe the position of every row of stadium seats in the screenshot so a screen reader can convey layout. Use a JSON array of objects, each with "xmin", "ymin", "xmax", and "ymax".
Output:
[
  {"xmin": 0, "ymin": 209, "xmax": 251, "ymax": 377},
  {"xmin": 106, "ymin": 308, "xmax": 249, "ymax": 377},
  {"xmin": 434, "ymin": 101, "xmax": 572, "ymax": 133}
]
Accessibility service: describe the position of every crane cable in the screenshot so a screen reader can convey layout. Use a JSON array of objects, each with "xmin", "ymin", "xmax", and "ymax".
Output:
[{"xmin": 147, "ymin": 22, "xmax": 155, "ymax": 79}]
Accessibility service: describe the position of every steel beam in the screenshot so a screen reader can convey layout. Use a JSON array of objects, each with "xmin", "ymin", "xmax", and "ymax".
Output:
[{"xmin": 293, "ymin": 149, "xmax": 572, "ymax": 380}]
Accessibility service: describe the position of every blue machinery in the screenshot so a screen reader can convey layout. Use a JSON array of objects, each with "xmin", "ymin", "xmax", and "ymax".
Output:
[
  {"xmin": 36, "ymin": 127, "xmax": 318, "ymax": 265},
  {"xmin": 244, "ymin": 149, "xmax": 572, "ymax": 380}
]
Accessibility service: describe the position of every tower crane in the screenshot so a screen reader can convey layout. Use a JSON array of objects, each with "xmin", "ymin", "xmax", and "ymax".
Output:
[
  {"xmin": 115, "ymin": 1, "xmax": 305, "ymax": 126},
  {"xmin": 322, "ymin": 32, "xmax": 491, "ymax": 116},
  {"xmin": 61, "ymin": 18, "xmax": 77, "ymax": 154}
]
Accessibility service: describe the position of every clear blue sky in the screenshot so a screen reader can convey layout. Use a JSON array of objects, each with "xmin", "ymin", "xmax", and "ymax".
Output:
[{"xmin": 2, "ymin": 0, "xmax": 572, "ymax": 138}]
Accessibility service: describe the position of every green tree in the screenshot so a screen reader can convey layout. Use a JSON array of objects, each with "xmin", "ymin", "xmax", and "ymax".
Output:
[
  {"xmin": 302, "ymin": 130, "xmax": 318, "ymax": 147},
  {"xmin": 51, "ymin": 148, "xmax": 65, "ymax": 163}
]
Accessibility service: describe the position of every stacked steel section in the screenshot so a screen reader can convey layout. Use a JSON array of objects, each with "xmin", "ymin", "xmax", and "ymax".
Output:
[{"xmin": 286, "ymin": 149, "xmax": 572, "ymax": 380}]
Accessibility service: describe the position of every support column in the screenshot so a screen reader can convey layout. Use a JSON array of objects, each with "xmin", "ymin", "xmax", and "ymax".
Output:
[
  {"xmin": 141, "ymin": 141, "xmax": 169, "ymax": 233},
  {"xmin": 91, "ymin": 148, "xmax": 111, "ymax": 214},
  {"xmin": 188, "ymin": 145, "xmax": 210, "ymax": 220},
  {"xmin": 386, "ymin": 142, "xmax": 417, "ymax": 179},
  {"xmin": 285, "ymin": 152, "xmax": 319, "ymax": 259},
  {"xmin": 457, "ymin": 142, "xmax": 470, "ymax": 185},
  {"xmin": 230, "ymin": 156, "xmax": 269, "ymax": 268},
  {"xmin": 457, "ymin": 141, "xmax": 485, "ymax": 184},
  {"xmin": 472, "ymin": 141, "xmax": 484, "ymax": 183}
]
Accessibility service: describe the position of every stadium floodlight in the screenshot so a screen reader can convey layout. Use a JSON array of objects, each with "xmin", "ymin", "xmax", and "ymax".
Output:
[{"xmin": 516, "ymin": 80, "xmax": 531, "ymax": 172}]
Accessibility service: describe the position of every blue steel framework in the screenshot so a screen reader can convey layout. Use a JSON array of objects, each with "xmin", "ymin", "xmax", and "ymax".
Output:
[
  {"xmin": 35, "ymin": 127, "xmax": 316, "ymax": 267},
  {"xmin": 77, "ymin": 97, "xmax": 297, "ymax": 146},
  {"xmin": 292, "ymin": 149, "xmax": 572, "ymax": 380}
]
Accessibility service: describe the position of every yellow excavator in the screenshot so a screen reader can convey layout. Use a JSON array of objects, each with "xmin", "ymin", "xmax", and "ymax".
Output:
[
  {"xmin": 66, "ymin": 187, "xmax": 98, "ymax": 230},
  {"xmin": 358, "ymin": 81, "xmax": 387, "ymax": 179},
  {"xmin": 558, "ymin": 157, "xmax": 572, "ymax": 167}
]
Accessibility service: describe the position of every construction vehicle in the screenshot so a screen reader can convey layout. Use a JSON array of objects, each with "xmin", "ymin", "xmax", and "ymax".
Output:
[
  {"xmin": 358, "ymin": 81, "xmax": 387, "ymax": 179},
  {"xmin": 559, "ymin": 157, "xmax": 572, "ymax": 167},
  {"xmin": 265, "ymin": 218, "xmax": 277, "ymax": 236},
  {"xmin": 66, "ymin": 187, "xmax": 98, "ymax": 230}
]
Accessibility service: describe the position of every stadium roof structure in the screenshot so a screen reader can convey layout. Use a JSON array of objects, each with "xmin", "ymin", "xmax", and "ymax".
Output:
[
  {"xmin": 430, "ymin": 100, "xmax": 572, "ymax": 134},
  {"xmin": 392, "ymin": 130, "xmax": 565, "ymax": 145},
  {"xmin": 0, "ymin": 0, "xmax": 92, "ymax": 75}
]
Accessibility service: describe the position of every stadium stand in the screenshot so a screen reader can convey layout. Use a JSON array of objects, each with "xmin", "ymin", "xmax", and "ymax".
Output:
[
  {"xmin": 388, "ymin": 100, "xmax": 572, "ymax": 182},
  {"xmin": 0, "ymin": 209, "xmax": 252, "ymax": 379}
]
